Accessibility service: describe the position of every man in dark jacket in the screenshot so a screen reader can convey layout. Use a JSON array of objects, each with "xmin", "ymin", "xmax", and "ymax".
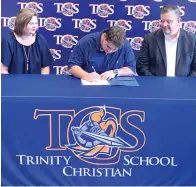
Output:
[{"xmin": 137, "ymin": 5, "xmax": 196, "ymax": 77}]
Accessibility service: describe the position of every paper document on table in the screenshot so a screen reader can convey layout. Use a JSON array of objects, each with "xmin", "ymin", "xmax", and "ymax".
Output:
[
  {"xmin": 81, "ymin": 79, "xmax": 110, "ymax": 86},
  {"xmin": 109, "ymin": 77, "xmax": 140, "ymax": 86}
]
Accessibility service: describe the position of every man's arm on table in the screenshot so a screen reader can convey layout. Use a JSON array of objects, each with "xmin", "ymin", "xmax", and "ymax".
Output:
[
  {"xmin": 1, "ymin": 63, "xmax": 9, "ymax": 74},
  {"xmin": 41, "ymin": 66, "xmax": 50, "ymax": 75},
  {"xmin": 68, "ymin": 39, "xmax": 102, "ymax": 82},
  {"xmin": 119, "ymin": 41, "xmax": 137, "ymax": 76},
  {"xmin": 100, "ymin": 67, "xmax": 135, "ymax": 80},
  {"xmin": 69, "ymin": 65, "xmax": 100, "ymax": 82},
  {"xmin": 101, "ymin": 40, "xmax": 136, "ymax": 80}
]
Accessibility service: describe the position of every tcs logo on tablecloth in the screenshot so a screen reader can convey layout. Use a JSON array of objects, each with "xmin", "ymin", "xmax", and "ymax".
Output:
[{"xmin": 34, "ymin": 106, "xmax": 146, "ymax": 165}]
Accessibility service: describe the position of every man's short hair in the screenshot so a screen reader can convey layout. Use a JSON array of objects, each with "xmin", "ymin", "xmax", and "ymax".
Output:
[
  {"xmin": 14, "ymin": 8, "xmax": 39, "ymax": 36},
  {"xmin": 160, "ymin": 5, "xmax": 181, "ymax": 19},
  {"xmin": 105, "ymin": 26, "xmax": 126, "ymax": 48}
]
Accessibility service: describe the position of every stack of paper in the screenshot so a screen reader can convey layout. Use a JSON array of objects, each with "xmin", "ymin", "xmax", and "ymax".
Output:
[{"xmin": 81, "ymin": 79, "xmax": 110, "ymax": 86}]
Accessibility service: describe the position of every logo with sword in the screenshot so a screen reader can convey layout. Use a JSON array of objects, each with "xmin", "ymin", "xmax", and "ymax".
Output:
[{"xmin": 66, "ymin": 106, "xmax": 133, "ymax": 159}]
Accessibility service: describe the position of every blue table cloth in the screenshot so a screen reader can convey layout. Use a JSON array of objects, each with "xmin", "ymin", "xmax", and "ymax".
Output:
[{"xmin": 2, "ymin": 75, "xmax": 196, "ymax": 186}]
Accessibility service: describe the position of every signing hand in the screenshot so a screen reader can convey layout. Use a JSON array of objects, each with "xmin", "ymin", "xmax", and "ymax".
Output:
[
  {"xmin": 1, "ymin": 63, "xmax": 9, "ymax": 74},
  {"xmin": 101, "ymin": 70, "xmax": 115, "ymax": 80},
  {"xmin": 83, "ymin": 72, "xmax": 101, "ymax": 82}
]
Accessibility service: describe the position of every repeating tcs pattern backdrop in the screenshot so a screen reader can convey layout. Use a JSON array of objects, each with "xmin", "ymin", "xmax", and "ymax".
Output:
[{"xmin": 1, "ymin": 0, "xmax": 196, "ymax": 74}]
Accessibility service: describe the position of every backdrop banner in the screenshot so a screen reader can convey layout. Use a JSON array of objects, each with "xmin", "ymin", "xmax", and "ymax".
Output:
[{"xmin": 1, "ymin": 0, "xmax": 196, "ymax": 74}]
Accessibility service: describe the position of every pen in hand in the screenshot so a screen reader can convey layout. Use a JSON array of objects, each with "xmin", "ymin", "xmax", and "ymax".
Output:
[
  {"xmin": 92, "ymin": 66, "xmax": 96, "ymax": 73},
  {"xmin": 91, "ymin": 66, "xmax": 101, "ymax": 81}
]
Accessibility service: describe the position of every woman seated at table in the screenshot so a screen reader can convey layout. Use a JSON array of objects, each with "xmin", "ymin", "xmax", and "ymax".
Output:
[{"xmin": 1, "ymin": 8, "xmax": 53, "ymax": 74}]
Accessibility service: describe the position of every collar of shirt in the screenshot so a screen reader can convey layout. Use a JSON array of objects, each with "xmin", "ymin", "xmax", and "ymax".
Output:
[{"xmin": 164, "ymin": 29, "xmax": 180, "ymax": 43}]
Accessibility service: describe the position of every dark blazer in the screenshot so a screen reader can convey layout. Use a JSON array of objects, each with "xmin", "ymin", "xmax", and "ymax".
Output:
[{"xmin": 136, "ymin": 29, "xmax": 196, "ymax": 76}]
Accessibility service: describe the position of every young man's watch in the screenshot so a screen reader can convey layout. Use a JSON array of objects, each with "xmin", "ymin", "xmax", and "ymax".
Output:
[{"xmin": 113, "ymin": 69, "xmax": 119, "ymax": 77}]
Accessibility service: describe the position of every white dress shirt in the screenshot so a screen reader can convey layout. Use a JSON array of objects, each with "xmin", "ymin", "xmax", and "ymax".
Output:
[{"xmin": 164, "ymin": 31, "xmax": 180, "ymax": 77}]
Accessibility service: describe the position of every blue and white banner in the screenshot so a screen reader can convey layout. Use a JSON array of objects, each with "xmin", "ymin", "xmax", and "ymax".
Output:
[
  {"xmin": 2, "ymin": 75, "xmax": 196, "ymax": 186},
  {"xmin": 1, "ymin": 0, "xmax": 196, "ymax": 74}
]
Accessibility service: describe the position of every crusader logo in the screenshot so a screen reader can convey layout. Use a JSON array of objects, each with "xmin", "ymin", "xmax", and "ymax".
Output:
[
  {"xmin": 79, "ymin": 19, "xmax": 96, "ymax": 32},
  {"xmin": 130, "ymin": 37, "xmax": 143, "ymax": 51},
  {"xmin": 44, "ymin": 17, "xmax": 61, "ymax": 31},
  {"xmin": 149, "ymin": 20, "xmax": 162, "ymax": 32},
  {"xmin": 129, "ymin": 5, "xmax": 150, "ymax": 19},
  {"xmin": 50, "ymin": 49, "xmax": 61, "ymax": 60},
  {"xmin": 114, "ymin": 20, "xmax": 132, "ymax": 31},
  {"xmin": 183, "ymin": 21, "xmax": 196, "ymax": 34},
  {"xmin": 7, "ymin": 17, "xmax": 16, "ymax": 30},
  {"xmin": 26, "ymin": 2, "xmax": 38, "ymax": 12},
  {"xmin": 25, "ymin": 2, "xmax": 43, "ymax": 13},
  {"xmin": 61, "ymin": 3, "xmax": 79, "ymax": 16},
  {"xmin": 68, "ymin": 107, "xmax": 133, "ymax": 159},
  {"xmin": 60, "ymin": 34, "xmax": 77, "ymax": 48},
  {"xmin": 34, "ymin": 106, "xmax": 146, "ymax": 165},
  {"xmin": 97, "ymin": 4, "xmax": 114, "ymax": 18}
]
